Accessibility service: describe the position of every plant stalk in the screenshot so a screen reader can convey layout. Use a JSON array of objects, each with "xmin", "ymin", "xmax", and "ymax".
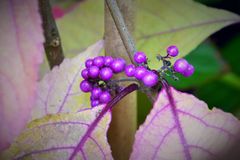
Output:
[{"xmin": 39, "ymin": 0, "xmax": 65, "ymax": 69}]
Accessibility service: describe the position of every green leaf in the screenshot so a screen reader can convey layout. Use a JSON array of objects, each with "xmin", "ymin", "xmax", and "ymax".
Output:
[
  {"xmin": 167, "ymin": 42, "xmax": 224, "ymax": 89},
  {"xmin": 221, "ymin": 34, "xmax": 240, "ymax": 76},
  {"xmin": 195, "ymin": 73, "xmax": 240, "ymax": 113},
  {"xmin": 1, "ymin": 106, "xmax": 113, "ymax": 160},
  {"xmin": 135, "ymin": 0, "xmax": 240, "ymax": 69},
  {"xmin": 56, "ymin": 0, "xmax": 239, "ymax": 64}
]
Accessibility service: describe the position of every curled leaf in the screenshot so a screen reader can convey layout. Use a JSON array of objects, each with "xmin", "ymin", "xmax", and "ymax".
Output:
[
  {"xmin": 32, "ymin": 41, "xmax": 104, "ymax": 120},
  {"xmin": 1, "ymin": 106, "xmax": 113, "ymax": 160},
  {"xmin": 0, "ymin": 0, "xmax": 44, "ymax": 150},
  {"xmin": 131, "ymin": 87, "xmax": 240, "ymax": 160}
]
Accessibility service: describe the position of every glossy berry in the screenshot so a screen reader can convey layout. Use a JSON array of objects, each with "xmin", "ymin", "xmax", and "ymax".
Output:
[
  {"xmin": 134, "ymin": 66, "xmax": 147, "ymax": 80},
  {"xmin": 125, "ymin": 64, "xmax": 135, "ymax": 77},
  {"xmin": 183, "ymin": 64, "xmax": 194, "ymax": 77},
  {"xmin": 167, "ymin": 45, "xmax": 179, "ymax": 57},
  {"xmin": 88, "ymin": 66, "xmax": 100, "ymax": 78},
  {"xmin": 142, "ymin": 72, "xmax": 158, "ymax": 87},
  {"xmin": 93, "ymin": 56, "xmax": 104, "ymax": 67},
  {"xmin": 80, "ymin": 80, "xmax": 92, "ymax": 92},
  {"xmin": 99, "ymin": 67, "xmax": 113, "ymax": 81},
  {"xmin": 173, "ymin": 58, "xmax": 189, "ymax": 73},
  {"xmin": 85, "ymin": 59, "xmax": 93, "ymax": 68},
  {"xmin": 104, "ymin": 56, "xmax": 114, "ymax": 66},
  {"xmin": 110, "ymin": 58, "xmax": 126, "ymax": 73},
  {"xmin": 99, "ymin": 91, "xmax": 111, "ymax": 103},
  {"xmin": 134, "ymin": 51, "xmax": 147, "ymax": 64},
  {"xmin": 81, "ymin": 68, "xmax": 89, "ymax": 79},
  {"xmin": 91, "ymin": 87, "xmax": 102, "ymax": 99},
  {"xmin": 91, "ymin": 100, "xmax": 100, "ymax": 107}
]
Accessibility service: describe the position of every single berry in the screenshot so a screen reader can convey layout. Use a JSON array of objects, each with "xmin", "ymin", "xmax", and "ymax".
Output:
[
  {"xmin": 88, "ymin": 66, "xmax": 100, "ymax": 78},
  {"xmin": 99, "ymin": 91, "xmax": 111, "ymax": 103},
  {"xmin": 142, "ymin": 71, "xmax": 158, "ymax": 87},
  {"xmin": 173, "ymin": 58, "xmax": 189, "ymax": 73},
  {"xmin": 91, "ymin": 87, "xmax": 102, "ymax": 99},
  {"xmin": 183, "ymin": 64, "xmax": 194, "ymax": 77},
  {"xmin": 93, "ymin": 56, "xmax": 104, "ymax": 67},
  {"xmin": 91, "ymin": 100, "xmax": 100, "ymax": 107},
  {"xmin": 85, "ymin": 59, "xmax": 93, "ymax": 68},
  {"xmin": 99, "ymin": 67, "xmax": 113, "ymax": 81},
  {"xmin": 81, "ymin": 68, "xmax": 89, "ymax": 79},
  {"xmin": 134, "ymin": 66, "xmax": 147, "ymax": 80},
  {"xmin": 125, "ymin": 64, "xmax": 135, "ymax": 77},
  {"xmin": 104, "ymin": 56, "xmax": 114, "ymax": 66},
  {"xmin": 167, "ymin": 45, "xmax": 179, "ymax": 57},
  {"xmin": 134, "ymin": 51, "xmax": 147, "ymax": 64},
  {"xmin": 110, "ymin": 58, "xmax": 126, "ymax": 73},
  {"xmin": 80, "ymin": 80, "xmax": 92, "ymax": 92}
]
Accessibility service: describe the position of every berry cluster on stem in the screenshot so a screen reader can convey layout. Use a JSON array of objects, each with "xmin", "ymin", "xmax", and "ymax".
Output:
[{"xmin": 80, "ymin": 45, "xmax": 195, "ymax": 107}]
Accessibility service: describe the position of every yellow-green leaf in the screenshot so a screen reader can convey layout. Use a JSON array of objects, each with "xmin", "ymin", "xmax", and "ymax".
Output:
[
  {"xmin": 1, "ymin": 106, "xmax": 112, "ymax": 160},
  {"xmin": 33, "ymin": 41, "xmax": 103, "ymax": 120}
]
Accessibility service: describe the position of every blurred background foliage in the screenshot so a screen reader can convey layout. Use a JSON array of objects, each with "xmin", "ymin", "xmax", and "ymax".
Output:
[{"xmin": 49, "ymin": 0, "xmax": 240, "ymax": 125}]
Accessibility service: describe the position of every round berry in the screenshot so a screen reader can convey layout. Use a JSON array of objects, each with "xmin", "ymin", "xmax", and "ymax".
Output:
[
  {"xmin": 88, "ymin": 66, "xmax": 100, "ymax": 78},
  {"xmin": 81, "ymin": 68, "xmax": 89, "ymax": 79},
  {"xmin": 91, "ymin": 87, "xmax": 102, "ymax": 99},
  {"xmin": 91, "ymin": 100, "xmax": 100, "ymax": 107},
  {"xmin": 134, "ymin": 66, "xmax": 147, "ymax": 80},
  {"xmin": 99, "ymin": 67, "xmax": 113, "ymax": 81},
  {"xmin": 167, "ymin": 45, "xmax": 179, "ymax": 57},
  {"xmin": 93, "ymin": 56, "xmax": 104, "ymax": 67},
  {"xmin": 80, "ymin": 80, "xmax": 92, "ymax": 92},
  {"xmin": 104, "ymin": 56, "xmax": 114, "ymax": 66},
  {"xmin": 173, "ymin": 58, "xmax": 189, "ymax": 73},
  {"xmin": 183, "ymin": 64, "xmax": 194, "ymax": 77},
  {"xmin": 125, "ymin": 64, "xmax": 135, "ymax": 77},
  {"xmin": 110, "ymin": 58, "xmax": 126, "ymax": 73},
  {"xmin": 134, "ymin": 51, "xmax": 147, "ymax": 64},
  {"xmin": 142, "ymin": 72, "xmax": 158, "ymax": 87},
  {"xmin": 85, "ymin": 59, "xmax": 93, "ymax": 68},
  {"xmin": 99, "ymin": 91, "xmax": 111, "ymax": 103}
]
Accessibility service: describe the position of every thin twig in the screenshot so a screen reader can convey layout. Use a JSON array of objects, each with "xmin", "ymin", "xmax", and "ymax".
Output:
[
  {"xmin": 39, "ymin": 0, "xmax": 65, "ymax": 69},
  {"xmin": 105, "ymin": 0, "xmax": 136, "ymax": 65}
]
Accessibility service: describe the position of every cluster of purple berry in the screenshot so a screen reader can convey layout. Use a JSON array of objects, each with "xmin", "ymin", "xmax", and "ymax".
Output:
[
  {"xmin": 80, "ymin": 45, "xmax": 195, "ymax": 107},
  {"xmin": 80, "ymin": 56, "xmax": 127, "ymax": 107},
  {"xmin": 167, "ymin": 45, "xmax": 195, "ymax": 77}
]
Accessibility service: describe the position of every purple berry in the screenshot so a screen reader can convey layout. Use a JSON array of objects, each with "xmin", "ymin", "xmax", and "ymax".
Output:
[
  {"xmin": 134, "ymin": 66, "xmax": 147, "ymax": 80},
  {"xmin": 99, "ymin": 91, "xmax": 111, "ymax": 103},
  {"xmin": 142, "ymin": 72, "xmax": 158, "ymax": 87},
  {"xmin": 134, "ymin": 51, "xmax": 147, "ymax": 64},
  {"xmin": 88, "ymin": 66, "xmax": 100, "ymax": 78},
  {"xmin": 183, "ymin": 64, "xmax": 194, "ymax": 77},
  {"xmin": 125, "ymin": 64, "xmax": 135, "ymax": 77},
  {"xmin": 104, "ymin": 56, "xmax": 114, "ymax": 66},
  {"xmin": 110, "ymin": 58, "xmax": 126, "ymax": 73},
  {"xmin": 93, "ymin": 56, "xmax": 104, "ymax": 67},
  {"xmin": 80, "ymin": 80, "xmax": 92, "ymax": 92},
  {"xmin": 173, "ymin": 58, "xmax": 189, "ymax": 73},
  {"xmin": 81, "ymin": 68, "xmax": 89, "ymax": 79},
  {"xmin": 167, "ymin": 45, "xmax": 179, "ymax": 57},
  {"xmin": 91, "ymin": 87, "xmax": 102, "ymax": 99},
  {"xmin": 85, "ymin": 59, "xmax": 93, "ymax": 68},
  {"xmin": 91, "ymin": 100, "xmax": 100, "ymax": 107},
  {"xmin": 99, "ymin": 67, "xmax": 113, "ymax": 81}
]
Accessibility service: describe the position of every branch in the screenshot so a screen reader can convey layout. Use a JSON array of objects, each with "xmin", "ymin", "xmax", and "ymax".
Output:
[
  {"xmin": 39, "ymin": 0, "xmax": 65, "ymax": 69},
  {"xmin": 105, "ymin": 0, "xmax": 136, "ymax": 65}
]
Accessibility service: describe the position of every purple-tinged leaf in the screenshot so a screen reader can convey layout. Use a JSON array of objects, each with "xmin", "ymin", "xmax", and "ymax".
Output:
[
  {"xmin": 31, "ymin": 41, "xmax": 104, "ymax": 120},
  {"xmin": 1, "ymin": 106, "xmax": 113, "ymax": 160},
  {"xmin": 131, "ymin": 87, "xmax": 240, "ymax": 160},
  {"xmin": 0, "ymin": 0, "xmax": 44, "ymax": 150}
]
